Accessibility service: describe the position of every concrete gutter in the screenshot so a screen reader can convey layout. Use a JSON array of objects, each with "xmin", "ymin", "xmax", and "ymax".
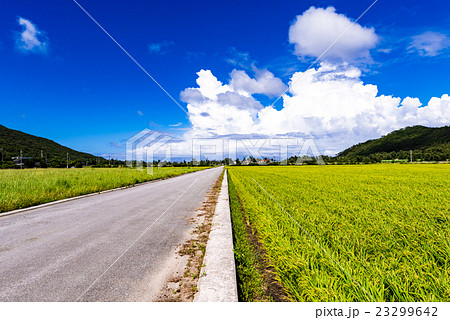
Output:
[
  {"xmin": 194, "ymin": 169, "xmax": 238, "ymax": 302},
  {"xmin": 0, "ymin": 168, "xmax": 211, "ymax": 219}
]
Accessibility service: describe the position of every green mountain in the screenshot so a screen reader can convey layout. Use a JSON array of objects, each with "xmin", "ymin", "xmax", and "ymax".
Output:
[
  {"xmin": 337, "ymin": 125, "xmax": 450, "ymax": 161},
  {"xmin": 0, "ymin": 124, "xmax": 101, "ymax": 167}
]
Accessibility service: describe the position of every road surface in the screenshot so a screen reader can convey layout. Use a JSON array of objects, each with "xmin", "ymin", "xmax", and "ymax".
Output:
[{"xmin": 0, "ymin": 167, "xmax": 223, "ymax": 301}]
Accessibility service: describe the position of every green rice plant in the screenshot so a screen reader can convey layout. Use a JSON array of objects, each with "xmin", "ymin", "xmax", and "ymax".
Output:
[
  {"xmin": 0, "ymin": 167, "xmax": 207, "ymax": 213},
  {"xmin": 227, "ymin": 164, "xmax": 450, "ymax": 301}
]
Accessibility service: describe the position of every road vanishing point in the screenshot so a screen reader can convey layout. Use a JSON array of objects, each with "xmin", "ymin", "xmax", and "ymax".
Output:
[{"xmin": 0, "ymin": 167, "xmax": 223, "ymax": 301}]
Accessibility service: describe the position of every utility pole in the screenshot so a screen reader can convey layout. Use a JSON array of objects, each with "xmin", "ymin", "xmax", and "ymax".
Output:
[
  {"xmin": 108, "ymin": 155, "xmax": 111, "ymax": 166},
  {"xmin": 41, "ymin": 150, "xmax": 43, "ymax": 159},
  {"xmin": 20, "ymin": 150, "xmax": 23, "ymax": 169},
  {"xmin": 410, "ymin": 150, "xmax": 413, "ymax": 163},
  {"xmin": 67, "ymin": 152, "xmax": 69, "ymax": 169}
]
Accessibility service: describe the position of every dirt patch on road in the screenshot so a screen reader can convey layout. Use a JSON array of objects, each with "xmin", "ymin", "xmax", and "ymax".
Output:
[{"xmin": 156, "ymin": 169, "xmax": 224, "ymax": 302}]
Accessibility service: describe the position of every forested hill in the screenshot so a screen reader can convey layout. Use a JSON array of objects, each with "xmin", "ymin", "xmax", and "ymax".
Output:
[
  {"xmin": 337, "ymin": 125, "xmax": 450, "ymax": 161},
  {"xmin": 0, "ymin": 124, "xmax": 101, "ymax": 167}
]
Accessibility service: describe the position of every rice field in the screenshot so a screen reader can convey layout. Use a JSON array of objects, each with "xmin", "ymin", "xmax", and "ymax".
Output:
[
  {"xmin": 0, "ymin": 167, "xmax": 207, "ymax": 213},
  {"xmin": 227, "ymin": 164, "xmax": 450, "ymax": 301}
]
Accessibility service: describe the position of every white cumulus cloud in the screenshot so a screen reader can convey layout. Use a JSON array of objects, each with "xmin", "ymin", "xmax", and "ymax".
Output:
[
  {"xmin": 164, "ymin": 7, "xmax": 449, "ymax": 158},
  {"xmin": 181, "ymin": 69, "xmax": 265, "ymax": 136},
  {"xmin": 229, "ymin": 69, "xmax": 287, "ymax": 98},
  {"xmin": 178, "ymin": 64, "xmax": 449, "ymax": 156},
  {"xmin": 15, "ymin": 17, "xmax": 49, "ymax": 54},
  {"xmin": 408, "ymin": 31, "xmax": 450, "ymax": 57},
  {"xmin": 288, "ymin": 6, "xmax": 379, "ymax": 63}
]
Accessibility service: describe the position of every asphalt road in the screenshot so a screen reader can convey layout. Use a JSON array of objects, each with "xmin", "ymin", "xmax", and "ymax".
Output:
[{"xmin": 0, "ymin": 167, "xmax": 223, "ymax": 301}]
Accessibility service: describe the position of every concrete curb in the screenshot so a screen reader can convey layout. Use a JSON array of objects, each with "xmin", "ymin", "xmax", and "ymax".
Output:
[
  {"xmin": 0, "ymin": 168, "xmax": 210, "ymax": 219},
  {"xmin": 194, "ymin": 169, "xmax": 238, "ymax": 302}
]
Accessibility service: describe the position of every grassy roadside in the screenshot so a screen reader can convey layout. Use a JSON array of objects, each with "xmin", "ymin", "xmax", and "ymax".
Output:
[
  {"xmin": 228, "ymin": 170, "xmax": 287, "ymax": 301},
  {"xmin": 0, "ymin": 167, "xmax": 209, "ymax": 213}
]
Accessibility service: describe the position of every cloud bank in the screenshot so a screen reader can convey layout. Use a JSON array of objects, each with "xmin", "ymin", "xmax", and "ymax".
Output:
[
  {"xmin": 179, "ymin": 63, "xmax": 449, "ymax": 155},
  {"xmin": 161, "ymin": 6, "xmax": 449, "ymax": 158}
]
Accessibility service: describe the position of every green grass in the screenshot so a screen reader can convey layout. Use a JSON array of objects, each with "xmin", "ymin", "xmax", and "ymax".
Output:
[
  {"xmin": 227, "ymin": 164, "xmax": 450, "ymax": 301},
  {"xmin": 0, "ymin": 167, "xmax": 208, "ymax": 213},
  {"xmin": 228, "ymin": 174, "xmax": 267, "ymax": 301}
]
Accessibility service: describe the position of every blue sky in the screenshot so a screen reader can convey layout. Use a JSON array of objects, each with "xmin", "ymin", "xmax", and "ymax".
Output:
[{"xmin": 1, "ymin": 0, "xmax": 449, "ymax": 158}]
